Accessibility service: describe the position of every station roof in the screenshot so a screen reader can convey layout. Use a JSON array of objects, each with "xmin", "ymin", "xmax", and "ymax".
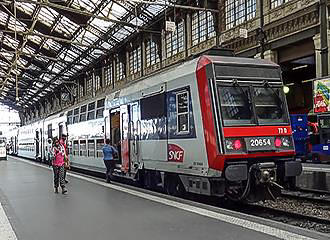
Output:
[{"xmin": 0, "ymin": 0, "xmax": 169, "ymax": 110}]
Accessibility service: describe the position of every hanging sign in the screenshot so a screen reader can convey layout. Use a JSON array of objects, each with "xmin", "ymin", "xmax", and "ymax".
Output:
[
  {"xmin": 165, "ymin": 21, "xmax": 176, "ymax": 32},
  {"xmin": 239, "ymin": 28, "xmax": 248, "ymax": 39}
]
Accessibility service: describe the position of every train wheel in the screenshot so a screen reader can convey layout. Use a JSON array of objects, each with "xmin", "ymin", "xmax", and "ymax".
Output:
[{"xmin": 165, "ymin": 175, "xmax": 185, "ymax": 197}]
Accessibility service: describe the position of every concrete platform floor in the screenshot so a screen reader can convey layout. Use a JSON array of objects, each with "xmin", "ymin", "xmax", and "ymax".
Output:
[
  {"xmin": 298, "ymin": 163, "xmax": 330, "ymax": 192},
  {"xmin": 0, "ymin": 156, "xmax": 329, "ymax": 240}
]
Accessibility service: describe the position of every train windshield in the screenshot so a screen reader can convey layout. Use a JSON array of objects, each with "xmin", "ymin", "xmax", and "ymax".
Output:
[
  {"xmin": 218, "ymin": 87, "xmax": 254, "ymax": 126},
  {"xmin": 254, "ymin": 87, "xmax": 287, "ymax": 124},
  {"xmin": 218, "ymin": 86, "xmax": 288, "ymax": 126}
]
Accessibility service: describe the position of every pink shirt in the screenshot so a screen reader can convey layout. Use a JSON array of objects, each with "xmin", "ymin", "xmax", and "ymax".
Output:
[{"xmin": 53, "ymin": 147, "xmax": 65, "ymax": 167}]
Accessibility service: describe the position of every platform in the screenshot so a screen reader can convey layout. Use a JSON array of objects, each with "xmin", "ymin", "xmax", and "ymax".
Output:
[
  {"xmin": 297, "ymin": 163, "xmax": 330, "ymax": 192},
  {"xmin": 0, "ymin": 156, "xmax": 328, "ymax": 240}
]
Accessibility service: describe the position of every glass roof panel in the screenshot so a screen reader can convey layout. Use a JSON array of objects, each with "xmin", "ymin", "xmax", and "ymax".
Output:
[
  {"xmin": 0, "ymin": 0, "xmax": 170, "ymax": 109},
  {"xmin": 38, "ymin": 7, "xmax": 55, "ymax": 27}
]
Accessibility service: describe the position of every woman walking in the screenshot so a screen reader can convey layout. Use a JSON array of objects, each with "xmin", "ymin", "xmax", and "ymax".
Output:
[
  {"xmin": 103, "ymin": 139, "xmax": 118, "ymax": 183},
  {"xmin": 52, "ymin": 138, "xmax": 68, "ymax": 194}
]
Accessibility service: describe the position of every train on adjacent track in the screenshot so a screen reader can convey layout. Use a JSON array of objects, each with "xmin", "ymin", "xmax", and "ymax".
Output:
[{"xmin": 6, "ymin": 50, "xmax": 302, "ymax": 202}]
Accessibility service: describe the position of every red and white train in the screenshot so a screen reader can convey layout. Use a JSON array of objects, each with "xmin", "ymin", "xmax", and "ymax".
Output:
[{"xmin": 7, "ymin": 51, "xmax": 302, "ymax": 202}]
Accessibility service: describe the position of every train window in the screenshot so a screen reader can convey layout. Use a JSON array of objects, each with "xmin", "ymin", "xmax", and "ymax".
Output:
[
  {"xmin": 81, "ymin": 105, "xmax": 87, "ymax": 113},
  {"xmin": 73, "ymin": 107, "xmax": 79, "ymax": 123},
  {"xmin": 73, "ymin": 116, "xmax": 79, "ymax": 124},
  {"xmin": 97, "ymin": 99, "xmax": 105, "ymax": 108},
  {"xmin": 96, "ymin": 109, "xmax": 104, "ymax": 119},
  {"xmin": 96, "ymin": 139, "xmax": 104, "ymax": 158},
  {"xmin": 47, "ymin": 124, "xmax": 52, "ymax": 138},
  {"xmin": 88, "ymin": 102, "xmax": 95, "ymax": 110},
  {"xmin": 73, "ymin": 140, "xmax": 79, "ymax": 156},
  {"xmin": 218, "ymin": 86, "xmax": 254, "ymax": 126},
  {"xmin": 141, "ymin": 93, "xmax": 166, "ymax": 120},
  {"xmin": 67, "ymin": 110, "xmax": 73, "ymax": 116},
  {"xmin": 68, "ymin": 141, "xmax": 73, "ymax": 155},
  {"xmin": 80, "ymin": 105, "xmax": 87, "ymax": 122},
  {"xmin": 67, "ymin": 116, "xmax": 73, "ymax": 125},
  {"xmin": 176, "ymin": 91, "xmax": 190, "ymax": 133},
  {"xmin": 88, "ymin": 102, "xmax": 96, "ymax": 120},
  {"xmin": 87, "ymin": 111, "xmax": 95, "ymax": 120},
  {"xmin": 80, "ymin": 140, "xmax": 87, "ymax": 156},
  {"xmin": 96, "ymin": 99, "xmax": 105, "ymax": 119},
  {"xmin": 254, "ymin": 87, "xmax": 288, "ymax": 124},
  {"xmin": 74, "ymin": 108, "xmax": 79, "ymax": 115},
  {"xmin": 88, "ymin": 139, "xmax": 95, "ymax": 157}
]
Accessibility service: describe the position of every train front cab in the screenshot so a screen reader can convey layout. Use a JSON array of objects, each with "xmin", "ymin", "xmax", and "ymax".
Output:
[{"xmin": 197, "ymin": 56, "xmax": 302, "ymax": 202}]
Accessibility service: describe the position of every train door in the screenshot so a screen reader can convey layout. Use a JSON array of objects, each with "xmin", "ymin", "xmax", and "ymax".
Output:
[
  {"xmin": 35, "ymin": 129, "xmax": 40, "ymax": 159},
  {"xmin": 129, "ymin": 102, "xmax": 140, "ymax": 174},
  {"xmin": 120, "ymin": 105, "xmax": 130, "ymax": 173},
  {"xmin": 39, "ymin": 127, "xmax": 43, "ymax": 160},
  {"xmin": 59, "ymin": 124, "xmax": 63, "ymax": 139}
]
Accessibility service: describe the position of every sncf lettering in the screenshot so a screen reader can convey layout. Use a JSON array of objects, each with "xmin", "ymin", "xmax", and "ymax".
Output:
[
  {"xmin": 168, "ymin": 144, "xmax": 184, "ymax": 162},
  {"xmin": 169, "ymin": 150, "xmax": 184, "ymax": 162}
]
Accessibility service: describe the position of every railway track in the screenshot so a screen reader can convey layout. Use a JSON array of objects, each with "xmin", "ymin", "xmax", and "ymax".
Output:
[{"xmin": 241, "ymin": 203, "xmax": 330, "ymax": 234}]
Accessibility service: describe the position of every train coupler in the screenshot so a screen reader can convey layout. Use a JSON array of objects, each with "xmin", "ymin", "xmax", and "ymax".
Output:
[{"xmin": 252, "ymin": 162, "xmax": 277, "ymax": 185}]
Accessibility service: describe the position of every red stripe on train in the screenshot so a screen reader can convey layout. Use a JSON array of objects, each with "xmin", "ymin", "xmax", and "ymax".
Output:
[
  {"xmin": 223, "ymin": 126, "xmax": 292, "ymax": 137},
  {"xmin": 196, "ymin": 57, "xmax": 225, "ymax": 171}
]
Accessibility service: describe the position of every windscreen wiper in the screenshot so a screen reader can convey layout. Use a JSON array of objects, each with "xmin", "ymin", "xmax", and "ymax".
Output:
[
  {"xmin": 263, "ymin": 80, "xmax": 283, "ymax": 108},
  {"xmin": 232, "ymin": 79, "xmax": 252, "ymax": 108}
]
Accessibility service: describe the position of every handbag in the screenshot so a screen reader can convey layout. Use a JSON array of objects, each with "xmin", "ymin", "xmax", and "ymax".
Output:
[{"xmin": 64, "ymin": 154, "xmax": 70, "ymax": 169}]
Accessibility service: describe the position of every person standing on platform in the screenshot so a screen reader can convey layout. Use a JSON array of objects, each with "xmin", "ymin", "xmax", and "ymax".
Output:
[
  {"xmin": 102, "ymin": 139, "xmax": 118, "ymax": 183},
  {"xmin": 52, "ymin": 138, "xmax": 68, "ymax": 194},
  {"xmin": 60, "ymin": 134, "xmax": 70, "ymax": 183}
]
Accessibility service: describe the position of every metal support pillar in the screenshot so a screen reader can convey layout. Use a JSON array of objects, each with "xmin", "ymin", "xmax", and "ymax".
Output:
[
  {"xmin": 259, "ymin": 0, "xmax": 265, "ymax": 59},
  {"xmin": 320, "ymin": 0, "xmax": 328, "ymax": 77}
]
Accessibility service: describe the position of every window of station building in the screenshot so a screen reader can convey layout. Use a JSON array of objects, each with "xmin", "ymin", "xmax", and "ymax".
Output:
[
  {"xmin": 176, "ymin": 91, "xmax": 190, "ymax": 133},
  {"xmin": 95, "ymin": 73, "xmax": 101, "ymax": 92},
  {"xmin": 270, "ymin": 0, "xmax": 286, "ymax": 9},
  {"xmin": 225, "ymin": 0, "xmax": 256, "ymax": 29},
  {"xmin": 141, "ymin": 93, "xmax": 166, "ymax": 120},
  {"xmin": 73, "ymin": 107, "xmax": 79, "ymax": 124},
  {"xmin": 78, "ymin": 79, "xmax": 85, "ymax": 98},
  {"xmin": 88, "ymin": 139, "xmax": 95, "ymax": 157},
  {"xmin": 96, "ymin": 98, "xmax": 105, "ymax": 119},
  {"xmin": 192, "ymin": 11, "xmax": 216, "ymax": 46},
  {"xmin": 67, "ymin": 110, "xmax": 73, "ymax": 125},
  {"xmin": 146, "ymin": 39, "xmax": 160, "ymax": 67},
  {"xmin": 116, "ymin": 57, "xmax": 126, "ymax": 82},
  {"xmin": 86, "ymin": 74, "xmax": 93, "ymax": 95},
  {"xmin": 87, "ymin": 102, "xmax": 96, "ymax": 120},
  {"xmin": 166, "ymin": 20, "xmax": 185, "ymax": 58},
  {"xmin": 79, "ymin": 105, "xmax": 87, "ymax": 122},
  {"xmin": 104, "ymin": 63, "xmax": 113, "ymax": 87},
  {"xmin": 129, "ymin": 46, "xmax": 141, "ymax": 74}
]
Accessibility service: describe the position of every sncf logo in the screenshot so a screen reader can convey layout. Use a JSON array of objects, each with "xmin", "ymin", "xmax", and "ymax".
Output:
[{"xmin": 168, "ymin": 144, "xmax": 184, "ymax": 162}]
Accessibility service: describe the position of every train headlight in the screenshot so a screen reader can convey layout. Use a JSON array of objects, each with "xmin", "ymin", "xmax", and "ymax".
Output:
[
  {"xmin": 226, "ymin": 140, "xmax": 234, "ymax": 150},
  {"xmin": 225, "ymin": 139, "xmax": 244, "ymax": 152},
  {"xmin": 275, "ymin": 137, "xmax": 291, "ymax": 148},
  {"xmin": 282, "ymin": 137, "xmax": 290, "ymax": 147}
]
